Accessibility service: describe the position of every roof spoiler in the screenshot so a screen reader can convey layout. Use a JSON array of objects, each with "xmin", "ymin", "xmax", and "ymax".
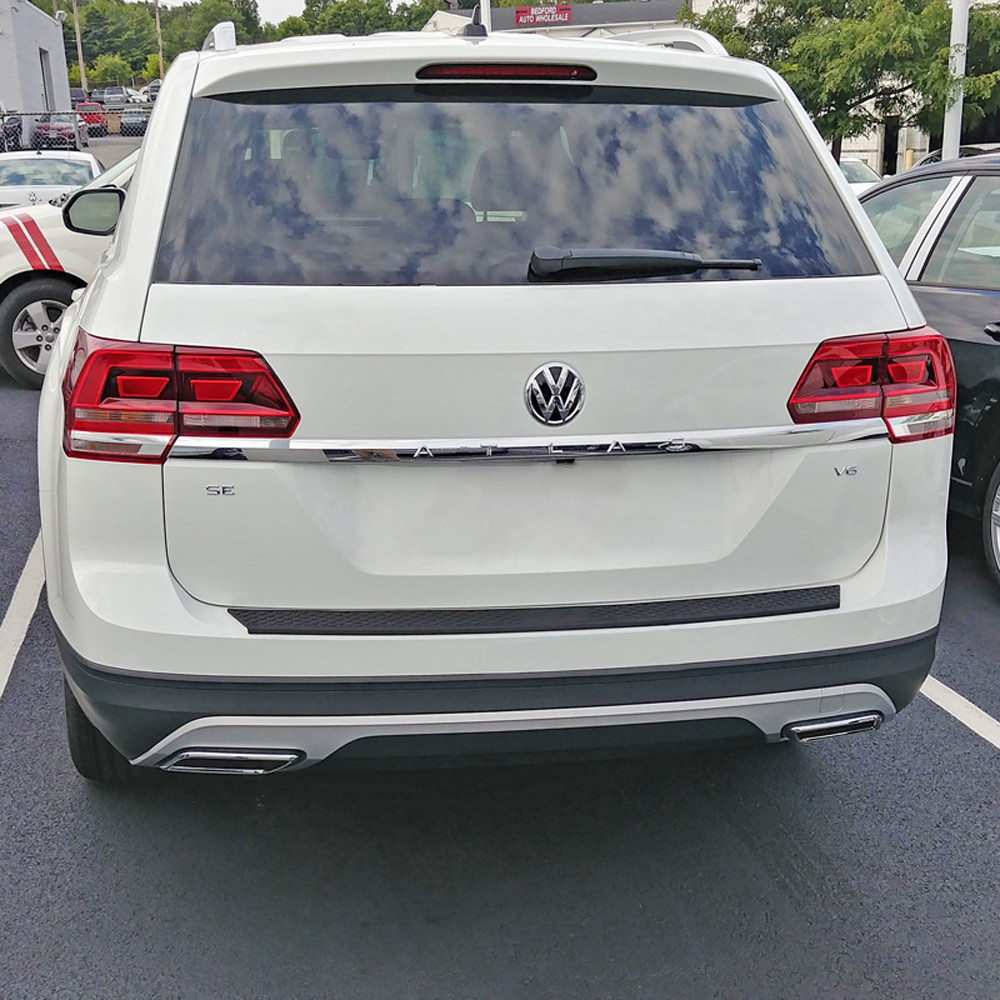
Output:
[
  {"xmin": 203, "ymin": 21, "xmax": 238, "ymax": 52},
  {"xmin": 613, "ymin": 27, "xmax": 728, "ymax": 56}
]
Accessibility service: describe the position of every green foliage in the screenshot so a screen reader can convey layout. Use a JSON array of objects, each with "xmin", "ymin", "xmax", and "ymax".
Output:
[
  {"xmin": 392, "ymin": 0, "xmax": 447, "ymax": 32},
  {"xmin": 260, "ymin": 14, "xmax": 311, "ymax": 40},
  {"xmin": 161, "ymin": 0, "xmax": 251, "ymax": 58},
  {"xmin": 317, "ymin": 0, "xmax": 393, "ymax": 36},
  {"xmin": 681, "ymin": 0, "xmax": 1000, "ymax": 144},
  {"xmin": 89, "ymin": 51, "xmax": 133, "ymax": 84},
  {"xmin": 142, "ymin": 51, "xmax": 166, "ymax": 81},
  {"xmin": 71, "ymin": 0, "xmax": 157, "ymax": 72},
  {"xmin": 68, "ymin": 63, "xmax": 83, "ymax": 88},
  {"xmin": 305, "ymin": 0, "xmax": 446, "ymax": 33},
  {"xmin": 232, "ymin": 0, "xmax": 263, "ymax": 40}
]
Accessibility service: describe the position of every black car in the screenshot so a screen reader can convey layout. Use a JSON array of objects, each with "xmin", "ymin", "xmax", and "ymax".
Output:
[
  {"xmin": 0, "ymin": 104, "xmax": 21, "ymax": 151},
  {"xmin": 861, "ymin": 157, "xmax": 1000, "ymax": 584}
]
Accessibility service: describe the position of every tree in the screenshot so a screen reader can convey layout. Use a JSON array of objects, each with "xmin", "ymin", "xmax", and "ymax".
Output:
[
  {"xmin": 74, "ymin": 0, "xmax": 157, "ymax": 72},
  {"xmin": 143, "ymin": 52, "xmax": 168, "ymax": 81},
  {"xmin": 681, "ymin": 0, "xmax": 1000, "ymax": 158},
  {"xmin": 310, "ymin": 0, "xmax": 393, "ymax": 36},
  {"xmin": 161, "ymin": 0, "xmax": 248, "ymax": 58},
  {"xmin": 232, "ymin": 0, "xmax": 263, "ymax": 41},
  {"xmin": 89, "ymin": 51, "xmax": 133, "ymax": 85},
  {"xmin": 392, "ymin": 0, "xmax": 446, "ymax": 31},
  {"xmin": 260, "ymin": 15, "xmax": 311, "ymax": 40}
]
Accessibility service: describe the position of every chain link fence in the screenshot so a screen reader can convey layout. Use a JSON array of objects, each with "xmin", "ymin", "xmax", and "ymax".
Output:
[{"xmin": 1, "ymin": 106, "xmax": 153, "ymax": 153}]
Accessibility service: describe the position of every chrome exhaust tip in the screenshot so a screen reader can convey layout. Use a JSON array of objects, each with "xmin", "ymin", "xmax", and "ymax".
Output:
[
  {"xmin": 783, "ymin": 712, "xmax": 884, "ymax": 743},
  {"xmin": 159, "ymin": 749, "xmax": 303, "ymax": 775}
]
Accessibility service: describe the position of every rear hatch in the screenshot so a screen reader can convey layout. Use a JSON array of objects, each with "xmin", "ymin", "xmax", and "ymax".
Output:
[{"xmin": 143, "ymin": 64, "xmax": 906, "ymax": 613}]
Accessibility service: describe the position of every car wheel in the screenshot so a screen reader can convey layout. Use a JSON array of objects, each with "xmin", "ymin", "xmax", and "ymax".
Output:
[
  {"xmin": 0, "ymin": 278, "xmax": 75, "ymax": 389},
  {"xmin": 64, "ymin": 680, "xmax": 139, "ymax": 782},
  {"xmin": 981, "ymin": 461, "xmax": 1000, "ymax": 590}
]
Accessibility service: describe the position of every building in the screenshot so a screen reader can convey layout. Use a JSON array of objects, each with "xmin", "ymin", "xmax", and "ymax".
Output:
[{"xmin": 0, "ymin": 0, "xmax": 71, "ymax": 113}]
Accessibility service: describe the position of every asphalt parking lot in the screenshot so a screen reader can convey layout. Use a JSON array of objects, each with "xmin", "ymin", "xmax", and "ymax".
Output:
[
  {"xmin": 88, "ymin": 134, "xmax": 143, "ymax": 168},
  {"xmin": 3, "ymin": 136, "xmax": 1000, "ymax": 995},
  {"xmin": 3, "ymin": 365, "xmax": 1000, "ymax": 998}
]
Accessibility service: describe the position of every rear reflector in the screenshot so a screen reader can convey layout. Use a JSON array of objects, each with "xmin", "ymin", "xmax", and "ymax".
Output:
[
  {"xmin": 416, "ymin": 63, "xmax": 597, "ymax": 81},
  {"xmin": 787, "ymin": 328, "xmax": 955, "ymax": 443},
  {"xmin": 63, "ymin": 331, "xmax": 299, "ymax": 462}
]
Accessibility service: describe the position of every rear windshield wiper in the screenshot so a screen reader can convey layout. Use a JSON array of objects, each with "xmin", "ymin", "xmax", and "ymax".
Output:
[{"xmin": 528, "ymin": 245, "xmax": 762, "ymax": 282}]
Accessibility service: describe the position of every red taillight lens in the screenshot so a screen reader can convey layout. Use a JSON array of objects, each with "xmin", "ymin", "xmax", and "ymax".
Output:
[
  {"xmin": 787, "ymin": 328, "xmax": 955, "ymax": 443},
  {"xmin": 63, "ymin": 331, "xmax": 300, "ymax": 462},
  {"xmin": 176, "ymin": 349, "xmax": 299, "ymax": 437},
  {"xmin": 415, "ymin": 63, "xmax": 597, "ymax": 81}
]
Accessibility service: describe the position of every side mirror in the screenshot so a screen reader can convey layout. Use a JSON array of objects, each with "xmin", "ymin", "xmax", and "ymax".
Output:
[{"xmin": 62, "ymin": 187, "xmax": 126, "ymax": 237}]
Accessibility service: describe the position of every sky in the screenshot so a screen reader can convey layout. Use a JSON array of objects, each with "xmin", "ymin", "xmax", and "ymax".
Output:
[
  {"xmin": 159, "ymin": 0, "xmax": 306, "ymax": 27},
  {"xmin": 255, "ymin": 0, "xmax": 305, "ymax": 23}
]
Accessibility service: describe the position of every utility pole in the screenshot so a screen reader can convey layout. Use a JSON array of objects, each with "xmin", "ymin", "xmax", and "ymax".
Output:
[
  {"xmin": 70, "ymin": 0, "xmax": 88, "ymax": 93},
  {"xmin": 942, "ymin": 0, "xmax": 970, "ymax": 161},
  {"xmin": 154, "ymin": 0, "xmax": 164, "ymax": 79}
]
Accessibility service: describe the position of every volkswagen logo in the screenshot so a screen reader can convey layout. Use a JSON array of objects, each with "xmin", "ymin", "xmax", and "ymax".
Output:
[{"xmin": 525, "ymin": 362, "xmax": 585, "ymax": 426}]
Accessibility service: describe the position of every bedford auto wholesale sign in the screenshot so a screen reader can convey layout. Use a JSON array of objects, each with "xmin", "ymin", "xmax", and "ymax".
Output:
[{"xmin": 514, "ymin": 5, "xmax": 573, "ymax": 23}]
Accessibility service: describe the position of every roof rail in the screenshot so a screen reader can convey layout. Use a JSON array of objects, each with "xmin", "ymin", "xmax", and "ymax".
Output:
[
  {"xmin": 203, "ymin": 21, "xmax": 238, "ymax": 52},
  {"xmin": 613, "ymin": 27, "xmax": 728, "ymax": 56}
]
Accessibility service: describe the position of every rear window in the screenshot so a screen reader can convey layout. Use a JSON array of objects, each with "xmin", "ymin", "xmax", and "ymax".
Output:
[
  {"xmin": 155, "ymin": 85, "xmax": 875, "ymax": 286},
  {"xmin": 0, "ymin": 158, "xmax": 92, "ymax": 186}
]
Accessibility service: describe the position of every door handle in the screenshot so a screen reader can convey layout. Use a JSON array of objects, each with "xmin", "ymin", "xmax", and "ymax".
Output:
[{"xmin": 985, "ymin": 323, "xmax": 1000, "ymax": 341}]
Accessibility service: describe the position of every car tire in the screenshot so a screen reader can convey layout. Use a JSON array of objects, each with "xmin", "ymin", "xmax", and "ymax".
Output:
[
  {"xmin": 982, "ymin": 461, "xmax": 1000, "ymax": 590},
  {"xmin": 0, "ymin": 278, "xmax": 76, "ymax": 390},
  {"xmin": 64, "ymin": 680, "xmax": 139, "ymax": 782}
]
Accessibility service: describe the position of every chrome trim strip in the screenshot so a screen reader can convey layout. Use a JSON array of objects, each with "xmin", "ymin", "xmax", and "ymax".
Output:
[
  {"xmin": 783, "ymin": 712, "xmax": 883, "ymax": 742},
  {"xmin": 167, "ymin": 418, "xmax": 887, "ymax": 463},
  {"xmin": 68, "ymin": 430, "xmax": 173, "ymax": 457},
  {"xmin": 132, "ymin": 684, "xmax": 898, "ymax": 766},
  {"xmin": 159, "ymin": 749, "xmax": 302, "ymax": 775}
]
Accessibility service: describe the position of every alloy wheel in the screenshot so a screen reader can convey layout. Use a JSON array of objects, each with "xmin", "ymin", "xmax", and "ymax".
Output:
[{"xmin": 10, "ymin": 298, "xmax": 66, "ymax": 376}]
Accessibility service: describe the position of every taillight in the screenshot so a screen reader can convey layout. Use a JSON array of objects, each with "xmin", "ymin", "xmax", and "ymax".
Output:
[
  {"xmin": 415, "ymin": 63, "xmax": 597, "ymax": 81},
  {"xmin": 63, "ymin": 331, "xmax": 300, "ymax": 463},
  {"xmin": 787, "ymin": 328, "xmax": 955, "ymax": 443}
]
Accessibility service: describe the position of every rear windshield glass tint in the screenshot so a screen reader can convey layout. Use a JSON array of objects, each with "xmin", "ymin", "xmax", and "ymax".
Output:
[
  {"xmin": 155, "ymin": 85, "xmax": 875, "ymax": 286},
  {"xmin": 0, "ymin": 158, "xmax": 92, "ymax": 186}
]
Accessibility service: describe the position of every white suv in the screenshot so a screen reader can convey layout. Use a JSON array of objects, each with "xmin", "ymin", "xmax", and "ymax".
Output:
[{"xmin": 39, "ymin": 23, "xmax": 955, "ymax": 780}]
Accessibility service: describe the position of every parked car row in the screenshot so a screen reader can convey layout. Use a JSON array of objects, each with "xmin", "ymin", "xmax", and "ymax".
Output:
[
  {"xmin": 0, "ymin": 105, "xmax": 151, "ymax": 149},
  {"xmin": 87, "ymin": 85, "xmax": 146, "ymax": 107}
]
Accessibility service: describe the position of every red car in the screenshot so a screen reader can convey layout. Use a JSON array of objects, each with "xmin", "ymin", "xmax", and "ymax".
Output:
[
  {"xmin": 75, "ymin": 102, "xmax": 107, "ymax": 138},
  {"xmin": 33, "ymin": 113, "xmax": 88, "ymax": 149}
]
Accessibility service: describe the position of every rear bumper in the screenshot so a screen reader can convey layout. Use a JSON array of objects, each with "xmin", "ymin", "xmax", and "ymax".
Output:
[{"xmin": 57, "ymin": 625, "xmax": 936, "ymax": 767}]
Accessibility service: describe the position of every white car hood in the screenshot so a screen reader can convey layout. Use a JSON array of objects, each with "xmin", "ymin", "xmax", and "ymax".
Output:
[{"xmin": 0, "ymin": 184, "xmax": 73, "ymax": 208}]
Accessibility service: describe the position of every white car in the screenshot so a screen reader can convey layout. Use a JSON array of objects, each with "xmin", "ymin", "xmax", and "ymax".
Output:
[
  {"xmin": 0, "ymin": 149, "xmax": 103, "ymax": 209},
  {"xmin": 839, "ymin": 157, "xmax": 883, "ymax": 195},
  {"xmin": 0, "ymin": 152, "xmax": 138, "ymax": 388},
  {"xmin": 40, "ymin": 23, "xmax": 954, "ymax": 781}
]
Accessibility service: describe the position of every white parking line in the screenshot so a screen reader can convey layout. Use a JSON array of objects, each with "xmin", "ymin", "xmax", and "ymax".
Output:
[
  {"xmin": 0, "ymin": 533, "xmax": 44, "ymax": 700},
  {"xmin": 921, "ymin": 675, "xmax": 1000, "ymax": 751}
]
